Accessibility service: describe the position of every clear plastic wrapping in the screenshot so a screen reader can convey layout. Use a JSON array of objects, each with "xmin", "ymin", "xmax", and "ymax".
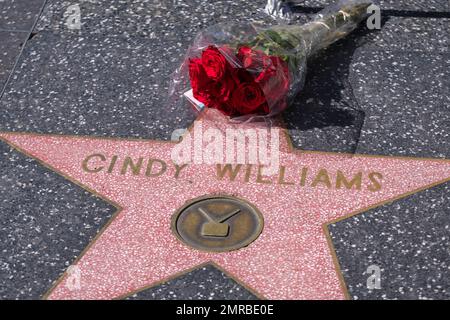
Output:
[{"xmin": 169, "ymin": 0, "xmax": 372, "ymax": 122}]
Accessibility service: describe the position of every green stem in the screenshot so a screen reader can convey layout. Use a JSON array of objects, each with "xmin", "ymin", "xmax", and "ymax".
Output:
[{"xmin": 247, "ymin": 2, "xmax": 372, "ymax": 59}]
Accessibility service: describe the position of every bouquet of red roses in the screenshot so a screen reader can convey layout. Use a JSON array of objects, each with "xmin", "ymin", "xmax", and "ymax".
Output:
[{"xmin": 171, "ymin": 0, "xmax": 372, "ymax": 121}]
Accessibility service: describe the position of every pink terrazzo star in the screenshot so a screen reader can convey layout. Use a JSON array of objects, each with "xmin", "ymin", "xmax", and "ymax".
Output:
[{"xmin": 1, "ymin": 110, "xmax": 449, "ymax": 300}]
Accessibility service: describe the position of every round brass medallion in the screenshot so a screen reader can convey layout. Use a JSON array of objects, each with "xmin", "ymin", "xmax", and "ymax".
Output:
[{"xmin": 172, "ymin": 195, "xmax": 264, "ymax": 252}]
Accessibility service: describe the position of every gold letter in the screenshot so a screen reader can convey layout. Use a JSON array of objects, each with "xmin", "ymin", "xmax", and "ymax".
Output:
[
  {"xmin": 244, "ymin": 165, "xmax": 252, "ymax": 183},
  {"xmin": 107, "ymin": 155, "xmax": 118, "ymax": 173},
  {"xmin": 146, "ymin": 159, "xmax": 167, "ymax": 177},
  {"xmin": 311, "ymin": 169, "xmax": 332, "ymax": 188},
  {"xmin": 300, "ymin": 167, "xmax": 308, "ymax": 186},
  {"xmin": 368, "ymin": 172, "xmax": 383, "ymax": 192},
  {"xmin": 174, "ymin": 164, "xmax": 188, "ymax": 179},
  {"xmin": 216, "ymin": 164, "xmax": 242, "ymax": 181},
  {"xmin": 82, "ymin": 154, "xmax": 105, "ymax": 173},
  {"xmin": 336, "ymin": 171, "xmax": 362, "ymax": 190},
  {"xmin": 121, "ymin": 157, "xmax": 143, "ymax": 175},
  {"xmin": 278, "ymin": 166, "xmax": 294, "ymax": 185},
  {"xmin": 256, "ymin": 166, "xmax": 272, "ymax": 184}
]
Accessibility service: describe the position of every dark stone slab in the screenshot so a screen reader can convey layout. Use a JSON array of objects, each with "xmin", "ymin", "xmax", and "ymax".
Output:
[
  {"xmin": 285, "ymin": 30, "xmax": 368, "ymax": 154},
  {"xmin": 352, "ymin": 49, "xmax": 449, "ymax": 159},
  {"xmin": 126, "ymin": 264, "xmax": 258, "ymax": 300},
  {"xmin": 35, "ymin": 0, "xmax": 274, "ymax": 36},
  {"xmin": 0, "ymin": 140, "xmax": 116, "ymax": 299},
  {"xmin": 320, "ymin": 44, "xmax": 450, "ymax": 300},
  {"xmin": 329, "ymin": 182, "xmax": 450, "ymax": 300},
  {"xmin": 377, "ymin": 0, "xmax": 449, "ymax": 12},
  {"xmin": 0, "ymin": 0, "xmax": 46, "ymax": 31},
  {"xmin": 0, "ymin": 31, "xmax": 25, "ymax": 91},
  {"xmin": 298, "ymin": 0, "xmax": 450, "ymax": 12},
  {"xmin": 0, "ymin": 32, "xmax": 196, "ymax": 140},
  {"xmin": 285, "ymin": 25, "xmax": 448, "ymax": 156},
  {"xmin": 366, "ymin": 17, "xmax": 449, "ymax": 53}
]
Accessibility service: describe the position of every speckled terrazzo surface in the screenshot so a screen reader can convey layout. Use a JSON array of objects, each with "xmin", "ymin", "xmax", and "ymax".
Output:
[
  {"xmin": 0, "ymin": 139, "xmax": 115, "ymax": 299},
  {"xmin": 0, "ymin": 0, "xmax": 46, "ymax": 31},
  {"xmin": 0, "ymin": 31, "xmax": 23, "ymax": 89},
  {"xmin": 0, "ymin": 0, "xmax": 449, "ymax": 300}
]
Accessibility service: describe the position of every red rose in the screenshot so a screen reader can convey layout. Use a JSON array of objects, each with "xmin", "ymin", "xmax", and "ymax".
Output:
[
  {"xmin": 211, "ymin": 74, "xmax": 236, "ymax": 116},
  {"xmin": 189, "ymin": 58, "xmax": 218, "ymax": 108},
  {"xmin": 236, "ymin": 47, "xmax": 290, "ymax": 114},
  {"xmin": 189, "ymin": 55, "xmax": 236, "ymax": 114},
  {"xmin": 188, "ymin": 44, "xmax": 290, "ymax": 117},
  {"xmin": 201, "ymin": 46, "xmax": 227, "ymax": 81},
  {"xmin": 237, "ymin": 46, "xmax": 272, "ymax": 71},
  {"xmin": 231, "ymin": 82, "xmax": 268, "ymax": 115},
  {"xmin": 230, "ymin": 69, "xmax": 268, "ymax": 115},
  {"xmin": 255, "ymin": 56, "xmax": 290, "ymax": 108}
]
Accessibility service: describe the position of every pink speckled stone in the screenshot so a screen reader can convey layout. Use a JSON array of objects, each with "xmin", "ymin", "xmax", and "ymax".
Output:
[{"xmin": 1, "ymin": 110, "xmax": 449, "ymax": 300}]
